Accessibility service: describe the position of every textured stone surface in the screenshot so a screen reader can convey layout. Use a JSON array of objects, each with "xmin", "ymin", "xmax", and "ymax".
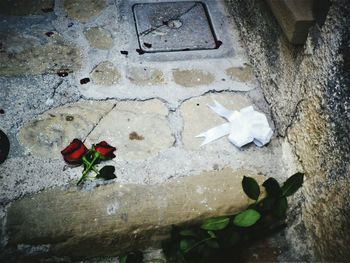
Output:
[
  {"xmin": 0, "ymin": 32, "xmax": 82, "ymax": 76},
  {"xmin": 86, "ymin": 99, "xmax": 174, "ymax": 160},
  {"xmin": 84, "ymin": 27, "xmax": 113, "ymax": 50},
  {"xmin": 63, "ymin": 0, "xmax": 106, "ymax": 22},
  {"xmin": 0, "ymin": 156, "xmax": 77, "ymax": 206},
  {"xmin": 0, "ymin": 75, "xmax": 81, "ymax": 159},
  {"xmin": 180, "ymin": 92, "xmax": 253, "ymax": 149},
  {"xmin": 0, "ymin": 1, "xmax": 292, "ymax": 261},
  {"xmin": 225, "ymin": 65, "xmax": 254, "ymax": 82},
  {"xmin": 90, "ymin": 61, "xmax": 120, "ymax": 85},
  {"xmin": 6, "ymin": 168, "xmax": 264, "ymax": 258},
  {"xmin": 17, "ymin": 101, "xmax": 114, "ymax": 158},
  {"xmin": 173, "ymin": 69, "xmax": 215, "ymax": 87},
  {"xmin": 0, "ymin": 0, "xmax": 54, "ymax": 16},
  {"xmin": 227, "ymin": 0, "xmax": 350, "ymax": 261},
  {"xmin": 127, "ymin": 67, "xmax": 165, "ymax": 86}
]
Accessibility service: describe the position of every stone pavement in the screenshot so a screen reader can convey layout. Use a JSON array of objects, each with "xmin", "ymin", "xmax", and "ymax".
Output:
[{"xmin": 0, "ymin": 0, "xmax": 300, "ymax": 261}]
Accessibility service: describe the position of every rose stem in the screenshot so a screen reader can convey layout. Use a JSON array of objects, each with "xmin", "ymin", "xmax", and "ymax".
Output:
[
  {"xmin": 77, "ymin": 154, "xmax": 99, "ymax": 185},
  {"xmin": 82, "ymin": 156, "xmax": 100, "ymax": 175}
]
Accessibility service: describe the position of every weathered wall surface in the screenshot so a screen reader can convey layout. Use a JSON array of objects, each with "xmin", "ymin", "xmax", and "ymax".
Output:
[{"xmin": 226, "ymin": 0, "xmax": 350, "ymax": 261}]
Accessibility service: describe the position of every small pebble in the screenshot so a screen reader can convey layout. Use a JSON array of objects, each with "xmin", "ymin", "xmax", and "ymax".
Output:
[
  {"xmin": 45, "ymin": 31, "xmax": 54, "ymax": 37},
  {"xmin": 80, "ymin": 78, "xmax": 90, "ymax": 84},
  {"xmin": 65, "ymin": 115, "xmax": 74, "ymax": 121},
  {"xmin": 143, "ymin": 42, "xmax": 152, "ymax": 48}
]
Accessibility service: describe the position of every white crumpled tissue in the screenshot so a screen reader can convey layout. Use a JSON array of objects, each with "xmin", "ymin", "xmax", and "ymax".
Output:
[{"xmin": 196, "ymin": 100, "xmax": 273, "ymax": 148}]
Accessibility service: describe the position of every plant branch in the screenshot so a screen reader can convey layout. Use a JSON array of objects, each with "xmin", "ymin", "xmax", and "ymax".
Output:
[{"xmin": 184, "ymin": 237, "xmax": 214, "ymax": 253}]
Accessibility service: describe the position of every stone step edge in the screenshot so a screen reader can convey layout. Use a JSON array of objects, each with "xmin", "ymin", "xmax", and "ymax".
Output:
[
  {"xmin": 5, "ymin": 168, "xmax": 265, "ymax": 259},
  {"xmin": 266, "ymin": 0, "xmax": 315, "ymax": 44}
]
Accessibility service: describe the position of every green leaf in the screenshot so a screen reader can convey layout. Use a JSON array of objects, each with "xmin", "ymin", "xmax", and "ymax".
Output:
[
  {"xmin": 97, "ymin": 165, "xmax": 116, "ymax": 180},
  {"xmin": 273, "ymin": 196, "xmax": 288, "ymax": 218},
  {"xmin": 207, "ymin": 231, "xmax": 216, "ymax": 238},
  {"xmin": 233, "ymin": 209, "xmax": 261, "ymax": 227},
  {"xmin": 263, "ymin": 178, "xmax": 281, "ymax": 197},
  {"xmin": 259, "ymin": 196, "xmax": 276, "ymax": 211},
  {"xmin": 200, "ymin": 217, "xmax": 230, "ymax": 231},
  {"xmin": 242, "ymin": 176, "xmax": 260, "ymax": 200},
  {"xmin": 162, "ymin": 238, "xmax": 186, "ymax": 263},
  {"xmin": 281, "ymin": 172, "xmax": 304, "ymax": 196},
  {"xmin": 180, "ymin": 239, "xmax": 191, "ymax": 252},
  {"xmin": 179, "ymin": 229, "xmax": 197, "ymax": 237},
  {"xmin": 118, "ymin": 255, "xmax": 127, "ymax": 263}
]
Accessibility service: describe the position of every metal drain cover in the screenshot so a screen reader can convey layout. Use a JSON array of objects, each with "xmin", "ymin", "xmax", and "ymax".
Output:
[{"xmin": 133, "ymin": 1, "xmax": 218, "ymax": 53}]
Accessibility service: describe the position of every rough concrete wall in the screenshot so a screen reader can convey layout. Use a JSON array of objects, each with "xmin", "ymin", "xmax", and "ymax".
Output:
[{"xmin": 226, "ymin": 0, "xmax": 350, "ymax": 261}]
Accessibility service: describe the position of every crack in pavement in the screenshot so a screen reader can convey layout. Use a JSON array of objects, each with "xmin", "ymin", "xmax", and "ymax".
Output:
[
  {"xmin": 51, "ymin": 79, "xmax": 64, "ymax": 99},
  {"xmin": 83, "ymin": 103, "xmax": 117, "ymax": 143},
  {"xmin": 138, "ymin": 2, "xmax": 200, "ymax": 37}
]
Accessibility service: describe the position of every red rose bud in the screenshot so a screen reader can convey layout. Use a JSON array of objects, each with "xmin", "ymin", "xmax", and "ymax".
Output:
[
  {"xmin": 94, "ymin": 141, "xmax": 116, "ymax": 159},
  {"xmin": 61, "ymin": 139, "xmax": 88, "ymax": 165}
]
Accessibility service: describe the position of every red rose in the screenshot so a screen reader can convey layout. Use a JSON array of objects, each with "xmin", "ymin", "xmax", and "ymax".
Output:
[
  {"xmin": 61, "ymin": 139, "xmax": 88, "ymax": 164},
  {"xmin": 94, "ymin": 141, "xmax": 116, "ymax": 159}
]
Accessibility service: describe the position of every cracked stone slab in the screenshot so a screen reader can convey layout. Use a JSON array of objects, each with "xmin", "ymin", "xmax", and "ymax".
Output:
[
  {"xmin": 63, "ymin": 0, "xmax": 106, "ymax": 22},
  {"xmin": 84, "ymin": 27, "xmax": 113, "ymax": 50},
  {"xmin": 0, "ymin": 30, "xmax": 82, "ymax": 76},
  {"xmin": 85, "ymin": 99, "xmax": 174, "ymax": 160},
  {"xmin": 0, "ymin": 0, "xmax": 54, "ymax": 16},
  {"xmin": 90, "ymin": 61, "xmax": 121, "ymax": 85},
  {"xmin": 17, "ymin": 101, "xmax": 115, "ymax": 158},
  {"xmin": 6, "ymin": 168, "xmax": 264, "ymax": 258},
  {"xmin": 181, "ymin": 92, "xmax": 261, "ymax": 150}
]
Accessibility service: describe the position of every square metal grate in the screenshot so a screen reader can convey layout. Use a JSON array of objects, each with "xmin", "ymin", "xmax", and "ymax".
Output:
[{"xmin": 133, "ymin": 1, "xmax": 218, "ymax": 53}]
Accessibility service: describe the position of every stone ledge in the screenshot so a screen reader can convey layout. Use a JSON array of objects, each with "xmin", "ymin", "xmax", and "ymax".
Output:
[
  {"xmin": 6, "ymin": 168, "xmax": 264, "ymax": 259},
  {"xmin": 266, "ymin": 0, "xmax": 315, "ymax": 44}
]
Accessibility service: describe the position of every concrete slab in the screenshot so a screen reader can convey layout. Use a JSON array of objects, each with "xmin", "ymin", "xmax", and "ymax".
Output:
[
  {"xmin": 133, "ymin": 1, "xmax": 217, "ymax": 52},
  {"xmin": 6, "ymin": 168, "xmax": 264, "ymax": 258},
  {"xmin": 17, "ymin": 101, "xmax": 115, "ymax": 158},
  {"xmin": 85, "ymin": 99, "xmax": 175, "ymax": 160}
]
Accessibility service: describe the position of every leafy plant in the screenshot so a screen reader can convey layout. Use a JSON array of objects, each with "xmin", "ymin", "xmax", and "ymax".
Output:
[
  {"xmin": 161, "ymin": 172, "xmax": 304, "ymax": 263},
  {"xmin": 118, "ymin": 173, "xmax": 304, "ymax": 263}
]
